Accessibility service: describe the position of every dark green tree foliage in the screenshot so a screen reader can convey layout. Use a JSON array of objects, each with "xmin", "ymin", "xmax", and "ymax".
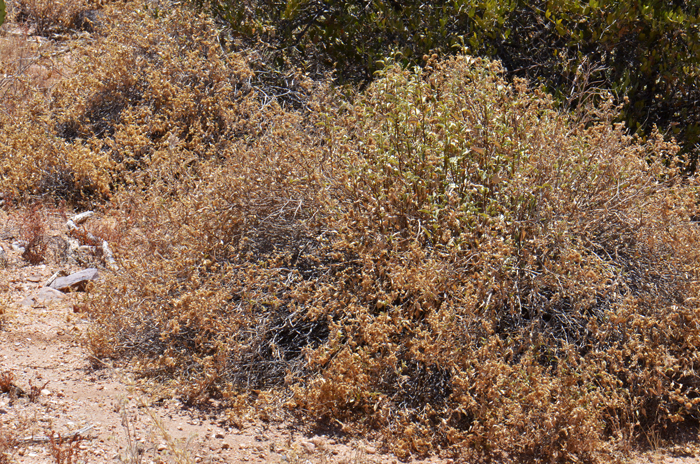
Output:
[
  {"xmin": 532, "ymin": 1, "xmax": 700, "ymax": 168},
  {"xmin": 195, "ymin": 0, "xmax": 700, "ymax": 167}
]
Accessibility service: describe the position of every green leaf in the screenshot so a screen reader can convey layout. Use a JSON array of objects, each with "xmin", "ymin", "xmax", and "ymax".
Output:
[
  {"xmin": 0, "ymin": 0, "xmax": 5, "ymax": 27},
  {"xmin": 282, "ymin": 0, "xmax": 302, "ymax": 20}
]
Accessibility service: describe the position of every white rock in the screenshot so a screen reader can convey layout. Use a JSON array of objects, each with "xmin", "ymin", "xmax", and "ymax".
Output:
[
  {"xmin": 49, "ymin": 268, "xmax": 100, "ymax": 292},
  {"xmin": 71, "ymin": 211, "xmax": 94, "ymax": 224}
]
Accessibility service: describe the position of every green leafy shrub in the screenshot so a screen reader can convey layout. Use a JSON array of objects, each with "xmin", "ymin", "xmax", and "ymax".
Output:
[{"xmin": 196, "ymin": 0, "xmax": 700, "ymax": 168}]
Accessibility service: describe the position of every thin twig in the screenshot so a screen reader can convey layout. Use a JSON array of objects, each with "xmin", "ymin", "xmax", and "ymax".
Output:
[{"xmin": 20, "ymin": 425, "xmax": 93, "ymax": 444}]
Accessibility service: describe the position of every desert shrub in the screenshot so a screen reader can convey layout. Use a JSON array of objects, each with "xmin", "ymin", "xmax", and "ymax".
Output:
[
  {"xmin": 50, "ymin": 2, "xmax": 328, "ymax": 188},
  {"xmin": 85, "ymin": 50, "xmax": 700, "ymax": 462},
  {"xmin": 85, "ymin": 108, "xmax": 330, "ymax": 401},
  {"xmin": 293, "ymin": 56, "xmax": 700, "ymax": 461},
  {"xmin": 0, "ymin": 2, "xmax": 313, "ymax": 203},
  {"xmin": 76, "ymin": 2, "xmax": 332, "ymax": 398},
  {"xmin": 195, "ymin": 0, "xmax": 700, "ymax": 169},
  {"xmin": 3, "ymin": 0, "xmax": 697, "ymax": 460},
  {"xmin": 0, "ymin": 4, "xmax": 110, "ymax": 203},
  {"xmin": 19, "ymin": 203, "xmax": 47, "ymax": 264},
  {"xmin": 6, "ymin": 0, "xmax": 106, "ymax": 35},
  {"xmin": 0, "ymin": 29, "xmax": 65, "ymax": 108},
  {"xmin": 0, "ymin": 101, "xmax": 112, "ymax": 203}
]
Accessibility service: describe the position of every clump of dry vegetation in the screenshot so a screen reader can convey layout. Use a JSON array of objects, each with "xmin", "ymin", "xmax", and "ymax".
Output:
[
  {"xmin": 9, "ymin": 0, "xmax": 101, "ymax": 36},
  {"xmin": 18, "ymin": 204, "xmax": 48, "ymax": 264},
  {"xmin": 296, "ymin": 58, "xmax": 700, "ymax": 461},
  {"xmin": 2, "ymin": 1, "xmax": 700, "ymax": 462}
]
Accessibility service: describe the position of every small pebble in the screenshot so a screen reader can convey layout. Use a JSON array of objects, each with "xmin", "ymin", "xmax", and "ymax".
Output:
[
  {"xmin": 310, "ymin": 436, "xmax": 325, "ymax": 447},
  {"xmin": 300, "ymin": 441, "xmax": 316, "ymax": 454}
]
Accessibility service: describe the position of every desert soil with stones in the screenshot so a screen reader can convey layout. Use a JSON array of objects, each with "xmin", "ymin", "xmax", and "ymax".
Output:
[{"xmin": 1, "ymin": 209, "xmax": 699, "ymax": 464}]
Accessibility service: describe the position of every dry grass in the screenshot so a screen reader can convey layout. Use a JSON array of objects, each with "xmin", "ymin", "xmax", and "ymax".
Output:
[
  {"xmin": 2, "ymin": 1, "xmax": 700, "ymax": 463},
  {"xmin": 0, "ymin": 33, "xmax": 65, "ymax": 110},
  {"xmin": 18, "ymin": 204, "xmax": 48, "ymax": 264},
  {"xmin": 6, "ymin": 0, "xmax": 100, "ymax": 36},
  {"xmin": 0, "ymin": 371, "xmax": 30, "ymax": 464},
  {"xmin": 47, "ymin": 431, "xmax": 85, "ymax": 464}
]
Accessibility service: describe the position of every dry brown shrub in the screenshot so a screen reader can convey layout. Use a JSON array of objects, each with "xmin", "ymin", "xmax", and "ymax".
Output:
[
  {"xmin": 72, "ymin": 1, "xmax": 329, "ymax": 406},
  {"xmin": 48, "ymin": 431, "xmax": 84, "ymax": 464},
  {"xmin": 86, "ymin": 107, "xmax": 328, "ymax": 394},
  {"xmin": 84, "ymin": 51, "xmax": 700, "ymax": 463},
  {"xmin": 6, "ymin": 0, "xmax": 100, "ymax": 36},
  {"xmin": 289, "ymin": 56, "xmax": 700, "ymax": 461},
  {"xmin": 0, "ymin": 370, "xmax": 15, "ymax": 394},
  {"xmin": 0, "ymin": 32, "xmax": 65, "ymax": 110},
  {"xmin": 0, "ymin": 23, "xmax": 95, "ymax": 202},
  {"xmin": 0, "ymin": 0, "xmax": 322, "ymax": 204},
  {"xmin": 19, "ymin": 203, "xmax": 48, "ymax": 264},
  {"xmin": 0, "ymin": 429, "xmax": 17, "ymax": 464},
  {"xmin": 0, "ymin": 1, "xmax": 253, "ymax": 202},
  {"xmin": 3, "ymin": 0, "xmax": 700, "ymax": 460}
]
